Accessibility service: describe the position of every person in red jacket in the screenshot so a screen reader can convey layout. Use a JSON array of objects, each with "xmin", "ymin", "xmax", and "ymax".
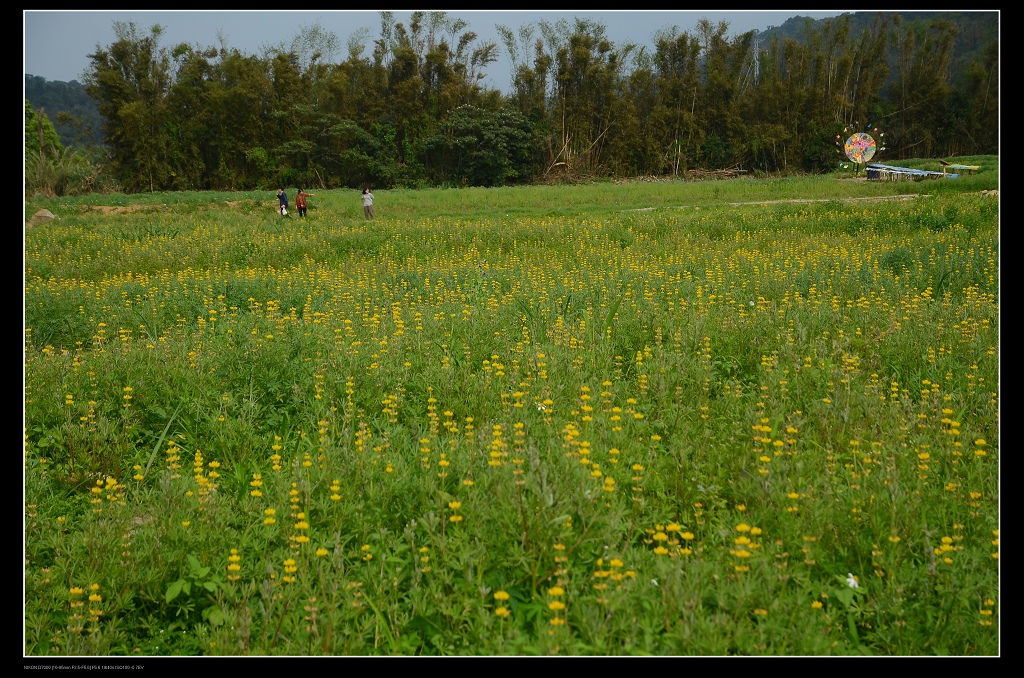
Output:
[{"xmin": 296, "ymin": 188, "xmax": 314, "ymax": 218}]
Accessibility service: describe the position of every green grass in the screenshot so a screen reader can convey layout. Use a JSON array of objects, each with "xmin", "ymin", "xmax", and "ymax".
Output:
[{"xmin": 24, "ymin": 158, "xmax": 999, "ymax": 655}]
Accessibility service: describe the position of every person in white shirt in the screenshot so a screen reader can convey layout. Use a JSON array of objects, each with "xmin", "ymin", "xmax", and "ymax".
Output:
[{"xmin": 362, "ymin": 188, "xmax": 374, "ymax": 220}]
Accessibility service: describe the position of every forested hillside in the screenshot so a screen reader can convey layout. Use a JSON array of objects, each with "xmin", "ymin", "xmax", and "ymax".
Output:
[
  {"xmin": 760, "ymin": 11, "xmax": 997, "ymax": 87},
  {"xmin": 25, "ymin": 10, "xmax": 998, "ymax": 194},
  {"xmin": 24, "ymin": 75, "xmax": 105, "ymax": 149}
]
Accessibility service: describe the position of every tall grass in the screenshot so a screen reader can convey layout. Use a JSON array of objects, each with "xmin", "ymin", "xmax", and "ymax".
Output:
[{"xmin": 24, "ymin": 161, "xmax": 998, "ymax": 655}]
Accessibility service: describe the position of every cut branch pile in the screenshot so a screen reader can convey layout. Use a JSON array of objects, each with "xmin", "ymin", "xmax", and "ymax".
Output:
[{"xmin": 684, "ymin": 166, "xmax": 747, "ymax": 180}]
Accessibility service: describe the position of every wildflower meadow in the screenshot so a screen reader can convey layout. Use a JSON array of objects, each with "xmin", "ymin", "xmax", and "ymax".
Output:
[{"xmin": 24, "ymin": 159, "xmax": 999, "ymax": 655}]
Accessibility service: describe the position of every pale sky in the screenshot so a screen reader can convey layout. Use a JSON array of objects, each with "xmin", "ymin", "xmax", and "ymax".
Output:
[{"xmin": 25, "ymin": 10, "xmax": 846, "ymax": 94}]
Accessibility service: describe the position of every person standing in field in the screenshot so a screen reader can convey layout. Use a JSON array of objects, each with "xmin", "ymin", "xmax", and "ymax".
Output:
[
  {"xmin": 362, "ymin": 187, "xmax": 374, "ymax": 220},
  {"xmin": 277, "ymin": 188, "xmax": 289, "ymax": 216},
  {"xmin": 296, "ymin": 187, "xmax": 314, "ymax": 218}
]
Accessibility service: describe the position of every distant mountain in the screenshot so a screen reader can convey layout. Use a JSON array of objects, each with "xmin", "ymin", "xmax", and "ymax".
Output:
[
  {"xmin": 25, "ymin": 75, "xmax": 105, "ymax": 149},
  {"xmin": 755, "ymin": 11, "xmax": 998, "ymax": 86}
]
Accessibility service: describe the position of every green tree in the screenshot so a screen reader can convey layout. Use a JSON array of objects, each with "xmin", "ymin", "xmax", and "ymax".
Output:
[
  {"xmin": 958, "ymin": 37, "xmax": 998, "ymax": 154},
  {"xmin": 218, "ymin": 49, "xmax": 277, "ymax": 188},
  {"xmin": 85, "ymin": 22, "xmax": 175, "ymax": 192},
  {"xmin": 604, "ymin": 60, "xmax": 666, "ymax": 176},
  {"xmin": 838, "ymin": 14, "xmax": 890, "ymax": 128},
  {"xmin": 25, "ymin": 100, "xmax": 64, "ymax": 157},
  {"xmin": 737, "ymin": 39, "xmax": 792, "ymax": 172},
  {"xmin": 164, "ymin": 44, "xmax": 220, "ymax": 189},
  {"xmin": 696, "ymin": 19, "xmax": 752, "ymax": 169},
  {"xmin": 543, "ymin": 18, "xmax": 633, "ymax": 177},
  {"xmin": 420, "ymin": 105, "xmax": 534, "ymax": 186},
  {"xmin": 651, "ymin": 27, "xmax": 702, "ymax": 174},
  {"xmin": 499, "ymin": 23, "xmax": 551, "ymax": 127},
  {"xmin": 886, "ymin": 16, "xmax": 957, "ymax": 158}
]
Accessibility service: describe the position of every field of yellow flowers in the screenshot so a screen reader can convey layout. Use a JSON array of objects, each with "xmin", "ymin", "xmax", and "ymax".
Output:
[{"xmin": 25, "ymin": 164, "xmax": 998, "ymax": 655}]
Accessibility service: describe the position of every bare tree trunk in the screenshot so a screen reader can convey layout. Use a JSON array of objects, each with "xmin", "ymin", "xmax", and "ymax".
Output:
[{"xmin": 38, "ymin": 108, "xmax": 46, "ymax": 159}]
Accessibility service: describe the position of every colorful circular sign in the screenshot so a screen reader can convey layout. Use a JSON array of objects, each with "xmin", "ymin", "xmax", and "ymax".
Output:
[{"xmin": 844, "ymin": 132, "xmax": 877, "ymax": 163}]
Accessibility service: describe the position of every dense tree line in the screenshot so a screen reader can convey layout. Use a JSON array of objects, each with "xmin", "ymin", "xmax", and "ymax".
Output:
[{"xmin": 33, "ymin": 11, "xmax": 999, "ymax": 194}]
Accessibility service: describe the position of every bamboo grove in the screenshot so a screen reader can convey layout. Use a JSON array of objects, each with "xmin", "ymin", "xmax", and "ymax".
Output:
[{"xmin": 80, "ymin": 12, "xmax": 998, "ymax": 193}]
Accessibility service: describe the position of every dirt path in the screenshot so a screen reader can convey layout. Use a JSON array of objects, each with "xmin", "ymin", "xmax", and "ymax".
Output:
[
  {"xmin": 628, "ymin": 193, "xmax": 931, "ymax": 212},
  {"xmin": 725, "ymin": 194, "xmax": 929, "ymax": 206}
]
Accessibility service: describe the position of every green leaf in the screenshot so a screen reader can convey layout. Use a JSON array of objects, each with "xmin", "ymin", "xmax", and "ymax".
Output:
[
  {"xmin": 206, "ymin": 606, "xmax": 226, "ymax": 627},
  {"xmin": 517, "ymin": 600, "xmax": 546, "ymax": 622},
  {"xmin": 846, "ymin": 611, "xmax": 860, "ymax": 646},
  {"xmin": 359, "ymin": 593, "xmax": 397, "ymax": 652},
  {"xmin": 603, "ymin": 295, "xmax": 623, "ymax": 335},
  {"xmin": 143, "ymin": 403, "xmax": 183, "ymax": 477},
  {"xmin": 405, "ymin": 614, "xmax": 446, "ymax": 638},
  {"xmin": 182, "ymin": 580, "xmax": 192, "ymax": 596},
  {"xmin": 165, "ymin": 579, "xmax": 184, "ymax": 603},
  {"xmin": 203, "ymin": 581, "xmax": 217, "ymax": 592},
  {"xmin": 187, "ymin": 554, "xmax": 202, "ymax": 573},
  {"xmin": 197, "ymin": 566, "xmax": 211, "ymax": 578}
]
